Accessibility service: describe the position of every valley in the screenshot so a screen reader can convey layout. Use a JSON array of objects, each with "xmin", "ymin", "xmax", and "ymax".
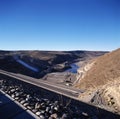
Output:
[{"xmin": 1, "ymin": 49, "xmax": 120, "ymax": 118}]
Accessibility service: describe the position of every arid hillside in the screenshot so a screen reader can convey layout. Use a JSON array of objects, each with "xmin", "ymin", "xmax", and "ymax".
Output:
[
  {"xmin": 0, "ymin": 50, "xmax": 106, "ymax": 78},
  {"xmin": 90, "ymin": 78, "xmax": 120, "ymax": 114},
  {"xmin": 76, "ymin": 48, "xmax": 120, "ymax": 90},
  {"xmin": 75, "ymin": 48, "xmax": 120, "ymax": 114}
]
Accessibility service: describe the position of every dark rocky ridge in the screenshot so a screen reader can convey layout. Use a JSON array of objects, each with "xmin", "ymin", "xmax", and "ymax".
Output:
[{"xmin": 0, "ymin": 50, "xmax": 107, "ymax": 78}]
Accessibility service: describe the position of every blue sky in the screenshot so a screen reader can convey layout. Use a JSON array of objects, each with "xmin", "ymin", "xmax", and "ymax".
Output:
[{"xmin": 0, "ymin": 0, "xmax": 120, "ymax": 51}]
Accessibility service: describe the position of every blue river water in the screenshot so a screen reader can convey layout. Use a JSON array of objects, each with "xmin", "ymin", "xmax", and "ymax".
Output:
[{"xmin": 65, "ymin": 64, "xmax": 79, "ymax": 73}]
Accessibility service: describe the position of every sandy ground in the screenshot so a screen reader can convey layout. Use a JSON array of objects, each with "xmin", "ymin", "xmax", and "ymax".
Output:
[{"xmin": 42, "ymin": 72, "xmax": 76, "ymax": 87}]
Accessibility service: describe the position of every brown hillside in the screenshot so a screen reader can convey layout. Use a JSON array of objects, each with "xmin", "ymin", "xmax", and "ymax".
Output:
[
  {"xmin": 0, "ymin": 50, "xmax": 106, "ymax": 78},
  {"xmin": 76, "ymin": 48, "xmax": 120, "ymax": 90}
]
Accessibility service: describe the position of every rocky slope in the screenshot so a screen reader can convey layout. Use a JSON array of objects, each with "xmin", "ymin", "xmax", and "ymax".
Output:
[
  {"xmin": 75, "ymin": 48, "xmax": 120, "ymax": 114},
  {"xmin": 76, "ymin": 48, "xmax": 120, "ymax": 89},
  {"xmin": 91, "ymin": 78, "xmax": 120, "ymax": 114}
]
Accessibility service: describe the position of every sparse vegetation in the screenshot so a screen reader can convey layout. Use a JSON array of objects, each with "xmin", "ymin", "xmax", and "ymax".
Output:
[{"xmin": 76, "ymin": 48, "xmax": 120, "ymax": 114}]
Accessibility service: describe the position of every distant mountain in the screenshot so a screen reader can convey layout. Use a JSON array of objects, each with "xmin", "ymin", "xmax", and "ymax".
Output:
[{"xmin": 0, "ymin": 50, "xmax": 107, "ymax": 78}]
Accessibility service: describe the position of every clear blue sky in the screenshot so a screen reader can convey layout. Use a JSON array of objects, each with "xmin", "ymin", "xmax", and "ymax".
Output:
[{"xmin": 0, "ymin": 0, "xmax": 120, "ymax": 51}]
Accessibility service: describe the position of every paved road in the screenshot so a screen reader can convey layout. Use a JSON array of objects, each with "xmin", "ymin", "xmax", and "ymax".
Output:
[{"xmin": 0, "ymin": 70, "xmax": 82, "ymax": 99}]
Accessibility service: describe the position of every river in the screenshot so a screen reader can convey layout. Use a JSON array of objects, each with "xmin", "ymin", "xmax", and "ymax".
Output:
[{"xmin": 65, "ymin": 63, "xmax": 79, "ymax": 73}]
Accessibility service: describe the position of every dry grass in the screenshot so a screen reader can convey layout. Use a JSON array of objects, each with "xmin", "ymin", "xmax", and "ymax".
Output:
[
  {"xmin": 89, "ymin": 77, "xmax": 120, "ymax": 114},
  {"xmin": 76, "ymin": 48, "xmax": 120, "ymax": 90},
  {"xmin": 76, "ymin": 48, "xmax": 120, "ymax": 113}
]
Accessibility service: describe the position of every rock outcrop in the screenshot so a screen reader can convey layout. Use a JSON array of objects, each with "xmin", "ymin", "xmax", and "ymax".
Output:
[{"xmin": 91, "ymin": 78, "xmax": 120, "ymax": 114}]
